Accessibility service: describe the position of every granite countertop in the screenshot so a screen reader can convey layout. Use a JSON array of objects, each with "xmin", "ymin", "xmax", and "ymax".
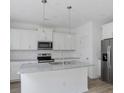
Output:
[
  {"xmin": 18, "ymin": 61, "xmax": 94, "ymax": 74},
  {"xmin": 10, "ymin": 57, "xmax": 80, "ymax": 62}
]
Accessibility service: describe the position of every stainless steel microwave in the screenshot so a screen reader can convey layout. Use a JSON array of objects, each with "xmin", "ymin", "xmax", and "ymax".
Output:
[{"xmin": 38, "ymin": 41, "xmax": 53, "ymax": 50}]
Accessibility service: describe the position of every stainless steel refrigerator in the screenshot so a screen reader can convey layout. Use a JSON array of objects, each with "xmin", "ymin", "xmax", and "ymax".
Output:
[{"xmin": 101, "ymin": 38, "xmax": 113, "ymax": 84}]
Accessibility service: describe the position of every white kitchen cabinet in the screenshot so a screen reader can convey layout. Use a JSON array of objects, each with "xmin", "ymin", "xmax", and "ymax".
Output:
[
  {"xmin": 70, "ymin": 34, "xmax": 76, "ymax": 50},
  {"xmin": 11, "ymin": 29, "xmax": 37, "ymax": 50},
  {"xmin": 10, "ymin": 61, "xmax": 37, "ymax": 81},
  {"xmin": 53, "ymin": 32, "xmax": 75, "ymax": 50},
  {"xmin": 37, "ymin": 30, "xmax": 46, "ymax": 41},
  {"xmin": 11, "ymin": 28, "xmax": 76, "ymax": 50},
  {"xmin": 10, "ymin": 62, "xmax": 22, "ymax": 81},
  {"xmin": 102, "ymin": 22, "xmax": 113, "ymax": 39},
  {"xmin": 53, "ymin": 32, "xmax": 65, "ymax": 50},
  {"xmin": 64, "ymin": 34, "xmax": 70, "ymax": 50},
  {"xmin": 44, "ymin": 30, "xmax": 53, "ymax": 41},
  {"xmin": 28, "ymin": 31, "xmax": 37, "ymax": 50},
  {"xmin": 21, "ymin": 30, "xmax": 37, "ymax": 50},
  {"xmin": 37, "ymin": 29, "xmax": 53, "ymax": 41},
  {"xmin": 64, "ymin": 34, "xmax": 76, "ymax": 50},
  {"xmin": 10, "ymin": 29, "xmax": 22, "ymax": 50}
]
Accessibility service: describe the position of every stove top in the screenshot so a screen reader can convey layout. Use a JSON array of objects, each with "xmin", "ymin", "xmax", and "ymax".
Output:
[{"xmin": 37, "ymin": 53, "xmax": 54, "ymax": 63}]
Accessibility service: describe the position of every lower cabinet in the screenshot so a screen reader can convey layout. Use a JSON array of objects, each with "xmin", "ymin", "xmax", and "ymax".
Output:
[
  {"xmin": 10, "ymin": 29, "xmax": 22, "ymax": 50},
  {"xmin": 10, "ymin": 61, "xmax": 37, "ymax": 82}
]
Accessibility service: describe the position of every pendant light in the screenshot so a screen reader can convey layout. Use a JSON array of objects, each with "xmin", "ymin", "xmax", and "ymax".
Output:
[
  {"xmin": 67, "ymin": 5, "xmax": 72, "ymax": 37},
  {"xmin": 41, "ymin": 0, "xmax": 47, "ymax": 32}
]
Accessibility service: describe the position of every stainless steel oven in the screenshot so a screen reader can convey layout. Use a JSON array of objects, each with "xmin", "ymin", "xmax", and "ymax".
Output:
[
  {"xmin": 38, "ymin": 41, "xmax": 53, "ymax": 50},
  {"xmin": 37, "ymin": 53, "xmax": 54, "ymax": 63}
]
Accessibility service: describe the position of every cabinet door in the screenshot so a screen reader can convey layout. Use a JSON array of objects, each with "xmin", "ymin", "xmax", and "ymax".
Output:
[
  {"xmin": 37, "ymin": 29, "xmax": 53, "ymax": 41},
  {"xmin": 27, "ymin": 30, "xmax": 37, "ymax": 50},
  {"xmin": 37, "ymin": 30, "xmax": 46, "ymax": 41},
  {"xmin": 53, "ymin": 32, "xmax": 59, "ymax": 50},
  {"xmin": 70, "ymin": 34, "xmax": 76, "ymax": 50},
  {"xmin": 53, "ymin": 32, "xmax": 76, "ymax": 50},
  {"xmin": 64, "ymin": 33, "xmax": 76, "ymax": 50},
  {"xmin": 20, "ymin": 30, "xmax": 37, "ymax": 50},
  {"xmin": 64, "ymin": 34, "xmax": 70, "ymax": 50},
  {"xmin": 60, "ymin": 33, "xmax": 66, "ymax": 50},
  {"xmin": 45, "ymin": 30, "xmax": 53, "ymax": 41},
  {"xmin": 10, "ymin": 29, "xmax": 22, "ymax": 50},
  {"xmin": 20, "ymin": 30, "xmax": 30, "ymax": 50},
  {"xmin": 11, "ymin": 29, "xmax": 37, "ymax": 50},
  {"xmin": 10, "ymin": 62, "xmax": 23, "ymax": 81},
  {"xmin": 53, "ymin": 32, "xmax": 65, "ymax": 50}
]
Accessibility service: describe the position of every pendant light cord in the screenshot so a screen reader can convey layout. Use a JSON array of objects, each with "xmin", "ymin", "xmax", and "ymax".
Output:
[
  {"xmin": 42, "ymin": 0, "xmax": 47, "ymax": 32},
  {"xmin": 67, "ymin": 6, "xmax": 72, "ymax": 34},
  {"xmin": 43, "ymin": 3, "xmax": 45, "ymax": 32},
  {"xmin": 69, "ymin": 7, "xmax": 71, "ymax": 33}
]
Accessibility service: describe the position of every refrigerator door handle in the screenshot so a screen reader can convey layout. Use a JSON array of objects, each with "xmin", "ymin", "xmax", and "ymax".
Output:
[
  {"xmin": 107, "ymin": 46, "xmax": 109, "ymax": 80},
  {"xmin": 107, "ymin": 46, "xmax": 111, "ymax": 69},
  {"xmin": 109, "ymin": 46, "xmax": 111, "ymax": 69},
  {"xmin": 107, "ymin": 46, "xmax": 109, "ymax": 68},
  {"xmin": 107, "ymin": 45, "xmax": 111, "ymax": 81}
]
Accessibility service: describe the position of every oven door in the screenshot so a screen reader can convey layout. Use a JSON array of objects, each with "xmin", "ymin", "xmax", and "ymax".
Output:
[{"xmin": 38, "ymin": 42, "xmax": 53, "ymax": 50}]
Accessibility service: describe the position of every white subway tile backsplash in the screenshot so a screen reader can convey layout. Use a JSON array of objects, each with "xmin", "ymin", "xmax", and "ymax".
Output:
[{"xmin": 10, "ymin": 50, "xmax": 76, "ymax": 61}]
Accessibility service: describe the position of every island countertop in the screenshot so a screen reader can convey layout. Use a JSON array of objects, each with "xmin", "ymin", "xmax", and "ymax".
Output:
[{"xmin": 18, "ymin": 61, "xmax": 94, "ymax": 74}]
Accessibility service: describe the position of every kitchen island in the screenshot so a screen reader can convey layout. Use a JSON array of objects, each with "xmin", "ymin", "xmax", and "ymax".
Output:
[{"xmin": 19, "ymin": 61, "xmax": 93, "ymax": 93}]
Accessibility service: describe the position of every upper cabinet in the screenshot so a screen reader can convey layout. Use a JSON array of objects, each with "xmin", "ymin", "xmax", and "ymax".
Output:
[
  {"xmin": 10, "ymin": 28, "xmax": 53, "ymax": 50},
  {"xmin": 37, "ymin": 29, "xmax": 53, "ymax": 41},
  {"xmin": 10, "ymin": 29, "xmax": 37, "ymax": 50},
  {"xmin": 10, "ymin": 29, "xmax": 22, "ymax": 50},
  {"xmin": 53, "ymin": 32, "xmax": 76, "ymax": 50},
  {"xmin": 53, "ymin": 32, "xmax": 65, "ymax": 50},
  {"xmin": 21, "ymin": 30, "xmax": 37, "ymax": 50},
  {"xmin": 102, "ymin": 22, "xmax": 113, "ymax": 39},
  {"xmin": 10, "ymin": 28, "xmax": 75, "ymax": 50}
]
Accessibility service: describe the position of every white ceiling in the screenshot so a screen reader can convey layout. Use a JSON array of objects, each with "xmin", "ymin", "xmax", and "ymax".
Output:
[{"xmin": 10, "ymin": 0, "xmax": 113, "ymax": 28}]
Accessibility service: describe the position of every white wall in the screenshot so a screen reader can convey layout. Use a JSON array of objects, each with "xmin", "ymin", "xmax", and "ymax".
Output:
[{"xmin": 74, "ymin": 21, "xmax": 102, "ymax": 79}]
